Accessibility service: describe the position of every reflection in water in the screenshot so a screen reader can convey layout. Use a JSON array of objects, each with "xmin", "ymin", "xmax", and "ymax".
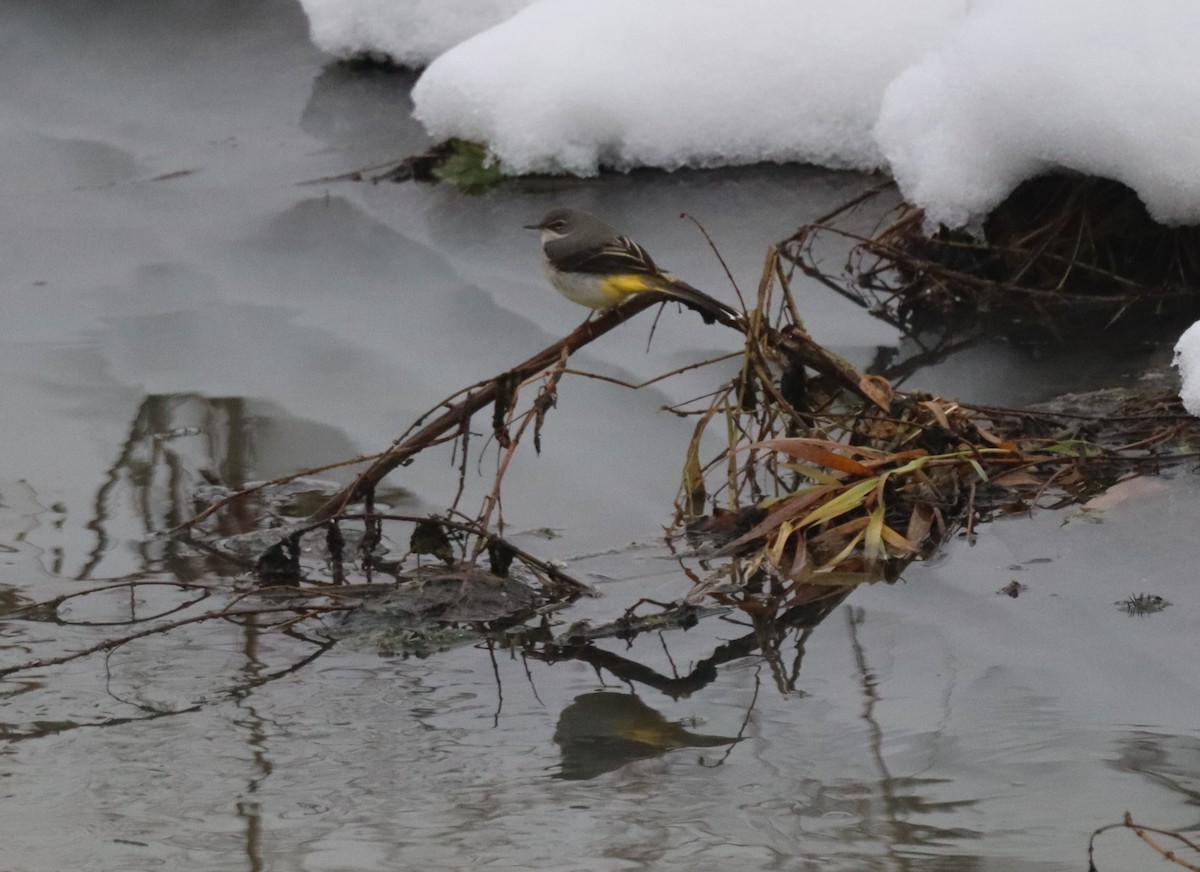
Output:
[
  {"xmin": 553, "ymin": 692, "xmax": 740, "ymax": 780},
  {"xmin": 80, "ymin": 393, "xmax": 257, "ymax": 581},
  {"xmin": 1112, "ymin": 733, "xmax": 1200, "ymax": 810},
  {"xmin": 3, "ymin": 373, "xmax": 995, "ymax": 866},
  {"xmin": 301, "ymin": 64, "xmax": 428, "ymax": 165},
  {"xmin": 74, "ymin": 392, "xmax": 356, "ymax": 583},
  {"xmin": 842, "ymin": 605, "xmax": 982, "ymax": 863},
  {"xmin": 235, "ymin": 615, "xmax": 271, "ymax": 872},
  {"xmin": 535, "ymin": 589, "xmax": 855, "ymax": 699}
]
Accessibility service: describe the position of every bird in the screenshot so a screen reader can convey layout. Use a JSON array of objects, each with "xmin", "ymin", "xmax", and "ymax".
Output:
[{"xmin": 524, "ymin": 207, "xmax": 741, "ymax": 326}]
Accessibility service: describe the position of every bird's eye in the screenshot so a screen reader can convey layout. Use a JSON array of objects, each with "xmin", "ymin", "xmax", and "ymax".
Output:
[{"xmin": 549, "ymin": 220, "xmax": 566, "ymax": 231}]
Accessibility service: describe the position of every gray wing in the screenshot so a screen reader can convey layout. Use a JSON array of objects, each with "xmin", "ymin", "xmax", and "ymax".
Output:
[{"xmin": 552, "ymin": 235, "xmax": 662, "ymax": 276}]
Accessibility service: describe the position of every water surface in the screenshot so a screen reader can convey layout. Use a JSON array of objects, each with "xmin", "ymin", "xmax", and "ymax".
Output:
[{"xmin": 0, "ymin": 3, "xmax": 1194, "ymax": 871}]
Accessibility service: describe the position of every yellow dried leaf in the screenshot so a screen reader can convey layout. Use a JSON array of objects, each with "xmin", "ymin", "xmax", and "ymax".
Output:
[{"xmin": 794, "ymin": 477, "xmax": 881, "ymax": 530}]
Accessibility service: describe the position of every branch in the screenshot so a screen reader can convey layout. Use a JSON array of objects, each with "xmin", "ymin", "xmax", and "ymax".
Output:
[{"xmin": 306, "ymin": 293, "xmax": 669, "ymax": 522}]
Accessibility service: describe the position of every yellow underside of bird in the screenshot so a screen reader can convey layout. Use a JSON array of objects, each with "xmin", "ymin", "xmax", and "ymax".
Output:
[{"xmin": 543, "ymin": 262, "xmax": 681, "ymax": 310}]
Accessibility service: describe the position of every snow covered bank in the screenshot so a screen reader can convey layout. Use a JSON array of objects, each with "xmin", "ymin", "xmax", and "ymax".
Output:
[
  {"xmin": 302, "ymin": 0, "xmax": 1200, "ymax": 229},
  {"xmin": 300, "ymin": 0, "xmax": 534, "ymax": 67},
  {"xmin": 411, "ymin": 0, "xmax": 961, "ymax": 176},
  {"xmin": 1175, "ymin": 322, "xmax": 1200, "ymax": 417},
  {"xmin": 875, "ymin": 0, "xmax": 1200, "ymax": 228}
]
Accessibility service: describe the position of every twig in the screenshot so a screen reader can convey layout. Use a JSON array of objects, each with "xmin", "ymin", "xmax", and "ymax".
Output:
[
  {"xmin": 305, "ymin": 294, "xmax": 669, "ymax": 523},
  {"xmin": 168, "ymin": 449, "xmax": 393, "ymax": 534},
  {"xmin": 681, "ymin": 212, "xmax": 746, "ymax": 313},
  {"xmin": 1088, "ymin": 812, "xmax": 1200, "ymax": 871},
  {"xmin": 317, "ymin": 512, "xmax": 599, "ymax": 597},
  {"xmin": 474, "ymin": 349, "xmax": 569, "ymax": 539}
]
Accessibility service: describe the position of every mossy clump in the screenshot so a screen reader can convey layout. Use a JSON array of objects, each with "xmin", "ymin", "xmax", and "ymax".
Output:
[{"xmin": 375, "ymin": 138, "xmax": 506, "ymax": 192}]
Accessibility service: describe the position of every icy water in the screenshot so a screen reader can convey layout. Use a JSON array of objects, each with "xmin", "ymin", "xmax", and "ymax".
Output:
[{"xmin": 2, "ymin": 2, "xmax": 1199, "ymax": 871}]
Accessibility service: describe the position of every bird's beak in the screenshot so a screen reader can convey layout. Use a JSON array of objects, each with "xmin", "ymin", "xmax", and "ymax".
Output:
[{"xmin": 523, "ymin": 222, "xmax": 541, "ymax": 230}]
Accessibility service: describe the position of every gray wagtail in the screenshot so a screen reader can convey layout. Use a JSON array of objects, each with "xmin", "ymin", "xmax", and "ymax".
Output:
[{"xmin": 525, "ymin": 208, "xmax": 741, "ymax": 327}]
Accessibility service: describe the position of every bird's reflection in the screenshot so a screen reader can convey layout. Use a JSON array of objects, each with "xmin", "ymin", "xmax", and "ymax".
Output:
[{"xmin": 553, "ymin": 691, "xmax": 740, "ymax": 780}]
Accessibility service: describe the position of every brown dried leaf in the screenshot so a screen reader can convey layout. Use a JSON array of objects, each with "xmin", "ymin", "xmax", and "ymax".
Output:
[
  {"xmin": 920, "ymin": 400, "xmax": 952, "ymax": 430},
  {"xmin": 786, "ymin": 534, "xmax": 811, "ymax": 579},
  {"xmin": 806, "ymin": 515, "xmax": 871, "ymax": 550},
  {"xmin": 904, "ymin": 503, "xmax": 934, "ymax": 549},
  {"xmin": 752, "ymin": 438, "xmax": 876, "ymax": 477},
  {"xmin": 715, "ymin": 485, "xmax": 837, "ymax": 555},
  {"xmin": 991, "ymin": 469, "xmax": 1044, "ymax": 488},
  {"xmin": 681, "ymin": 417, "xmax": 708, "ymax": 517},
  {"xmin": 858, "ymin": 374, "xmax": 894, "ymax": 410},
  {"xmin": 974, "ymin": 425, "xmax": 1020, "ymax": 452},
  {"xmin": 861, "ymin": 448, "xmax": 929, "ymax": 470}
]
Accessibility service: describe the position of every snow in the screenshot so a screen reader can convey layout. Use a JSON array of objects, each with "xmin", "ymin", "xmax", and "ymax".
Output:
[
  {"xmin": 411, "ymin": 0, "xmax": 962, "ymax": 176},
  {"xmin": 301, "ymin": 0, "xmax": 1200, "ymax": 229},
  {"xmin": 299, "ymin": 0, "xmax": 534, "ymax": 67},
  {"xmin": 1173, "ymin": 321, "xmax": 1200, "ymax": 417},
  {"xmin": 875, "ymin": 0, "xmax": 1200, "ymax": 228}
]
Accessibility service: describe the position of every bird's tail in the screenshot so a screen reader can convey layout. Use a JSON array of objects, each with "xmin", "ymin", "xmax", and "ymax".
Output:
[{"xmin": 657, "ymin": 276, "xmax": 743, "ymax": 328}]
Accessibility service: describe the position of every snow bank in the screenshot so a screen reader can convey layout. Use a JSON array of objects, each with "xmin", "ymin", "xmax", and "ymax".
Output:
[
  {"xmin": 304, "ymin": 0, "xmax": 1200, "ymax": 230},
  {"xmin": 411, "ymin": 0, "xmax": 963, "ymax": 176},
  {"xmin": 300, "ymin": 0, "xmax": 533, "ymax": 67},
  {"xmin": 876, "ymin": 0, "xmax": 1200, "ymax": 228},
  {"xmin": 1174, "ymin": 321, "xmax": 1200, "ymax": 416}
]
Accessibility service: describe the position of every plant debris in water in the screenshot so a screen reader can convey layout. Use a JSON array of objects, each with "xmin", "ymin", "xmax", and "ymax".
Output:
[
  {"xmin": 5, "ymin": 196, "xmax": 1199, "ymax": 704},
  {"xmin": 1116, "ymin": 593, "xmax": 1171, "ymax": 616},
  {"xmin": 784, "ymin": 174, "xmax": 1200, "ymax": 343},
  {"xmin": 372, "ymin": 137, "xmax": 505, "ymax": 192}
]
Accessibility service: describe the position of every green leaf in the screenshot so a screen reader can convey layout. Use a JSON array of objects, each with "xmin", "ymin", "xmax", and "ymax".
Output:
[
  {"xmin": 430, "ymin": 139, "xmax": 505, "ymax": 192},
  {"xmin": 1042, "ymin": 439, "xmax": 1106, "ymax": 457}
]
